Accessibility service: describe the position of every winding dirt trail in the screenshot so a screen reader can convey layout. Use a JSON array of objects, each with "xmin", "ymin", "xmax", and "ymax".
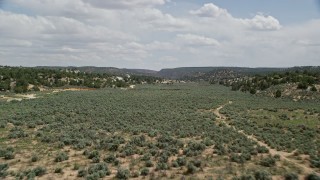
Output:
[{"xmin": 213, "ymin": 101, "xmax": 319, "ymax": 176}]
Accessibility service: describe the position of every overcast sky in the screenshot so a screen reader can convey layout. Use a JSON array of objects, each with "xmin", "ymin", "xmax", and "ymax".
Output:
[{"xmin": 0, "ymin": 0, "xmax": 319, "ymax": 70}]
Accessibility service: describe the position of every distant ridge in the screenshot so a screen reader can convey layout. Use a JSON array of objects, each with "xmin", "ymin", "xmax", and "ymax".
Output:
[
  {"xmin": 157, "ymin": 67, "xmax": 288, "ymax": 79},
  {"xmin": 36, "ymin": 66, "xmax": 320, "ymax": 79},
  {"xmin": 36, "ymin": 66, "xmax": 158, "ymax": 76}
]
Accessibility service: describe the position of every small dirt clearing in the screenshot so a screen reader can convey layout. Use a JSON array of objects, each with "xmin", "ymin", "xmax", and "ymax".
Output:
[{"xmin": 1, "ymin": 93, "xmax": 38, "ymax": 102}]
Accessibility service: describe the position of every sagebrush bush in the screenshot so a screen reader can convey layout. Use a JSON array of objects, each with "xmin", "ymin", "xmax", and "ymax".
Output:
[
  {"xmin": 140, "ymin": 168, "xmax": 149, "ymax": 176},
  {"xmin": 260, "ymin": 156, "xmax": 276, "ymax": 167},
  {"xmin": 116, "ymin": 168, "xmax": 130, "ymax": 180},
  {"xmin": 284, "ymin": 172, "xmax": 298, "ymax": 180},
  {"xmin": 55, "ymin": 152, "xmax": 69, "ymax": 162}
]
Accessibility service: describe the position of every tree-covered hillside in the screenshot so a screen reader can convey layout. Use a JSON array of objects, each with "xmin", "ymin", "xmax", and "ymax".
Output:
[
  {"xmin": 36, "ymin": 66, "xmax": 158, "ymax": 76},
  {"xmin": 0, "ymin": 66, "xmax": 162, "ymax": 93},
  {"xmin": 158, "ymin": 67, "xmax": 286, "ymax": 80},
  {"xmin": 223, "ymin": 70, "xmax": 319, "ymax": 95}
]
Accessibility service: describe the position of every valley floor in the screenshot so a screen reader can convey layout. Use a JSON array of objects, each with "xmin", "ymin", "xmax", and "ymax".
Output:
[{"xmin": 0, "ymin": 83, "xmax": 319, "ymax": 179}]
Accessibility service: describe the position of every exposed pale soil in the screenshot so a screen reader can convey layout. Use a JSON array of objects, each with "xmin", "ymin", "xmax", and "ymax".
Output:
[{"xmin": 0, "ymin": 94, "xmax": 38, "ymax": 102}]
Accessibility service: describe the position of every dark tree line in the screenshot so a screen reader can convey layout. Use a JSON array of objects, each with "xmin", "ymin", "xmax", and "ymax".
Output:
[
  {"xmin": 0, "ymin": 66, "xmax": 162, "ymax": 93},
  {"xmin": 221, "ymin": 70, "xmax": 319, "ymax": 94}
]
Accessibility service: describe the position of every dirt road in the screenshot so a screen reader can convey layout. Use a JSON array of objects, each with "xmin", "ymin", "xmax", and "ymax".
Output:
[{"xmin": 213, "ymin": 102, "xmax": 319, "ymax": 176}]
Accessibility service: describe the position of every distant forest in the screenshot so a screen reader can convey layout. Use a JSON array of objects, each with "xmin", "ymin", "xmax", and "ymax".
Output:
[
  {"xmin": 1, "ymin": 66, "xmax": 319, "ymax": 94},
  {"xmin": 221, "ymin": 70, "xmax": 320, "ymax": 95},
  {"xmin": 0, "ymin": 66, "xmax": 162, "ymax": 93}
]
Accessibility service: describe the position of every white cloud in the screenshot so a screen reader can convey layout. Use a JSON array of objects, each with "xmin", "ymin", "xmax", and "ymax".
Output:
[
  {"xmin": 190, "ymin": 3, "xmax": 281, "ymax": 31},
  {"xmin": 295, "ymin": 40, "xmax": 320, "ymax": 47},
  {"xmin": 0, "ymin": 11, "xmax": 135, "ymax": 41},
  {"xmin": 0, "ymin": 1, "xmax": 318, "ymax": 69},
  {"xmin": 0, "ymin": 38, "xmax": 33, "ymax": 47},
  {"xmin": 82, "ymin": 0, "xmax": 169, "ymax": 9},
  {"xmin": 159, "ymin": 56, "xmax": 178, "ymax": 62},
  {"xmin": 12, "ymin": 0, "xmax": 169, "ymax": 12},
  {"xmin": 11, "ymin": 0, "xmax": 89, "ymax": 17},
  {"xmin": 190, "ymin": 3, "xmax": 230, "ymax": 18},
  {"xmin": 176, "ymin": 34, "xmax": 220, "ymax": 46},
  {"xmin": 0, "ymin": 10, "xmax": 145, "ymax": 67},
  {"xmin": 242, "ymin": 14, "xmax": 281, "ymax": 30},
  {"xmin": 137, "ymin": 8, "xmax": 190, "ymax": 31},
  {"xmin": 146, "ymin": 41, "xmax": 179, "ymax": 51}
]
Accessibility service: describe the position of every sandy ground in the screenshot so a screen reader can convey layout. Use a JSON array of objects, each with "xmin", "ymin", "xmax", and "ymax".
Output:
[
  {"xmin": 0, "ymin": 94, "xmax": 38, "ymax": 102},
  {"xmin": 52, "ymin": 88, "xmax": 96, "ymax": 92}
]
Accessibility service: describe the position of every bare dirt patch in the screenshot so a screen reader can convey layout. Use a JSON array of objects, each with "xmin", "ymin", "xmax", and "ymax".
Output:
[
  {"xmin": 57, "ymin": 88, "xmax": 96, "ymax": 92},
  {"xmin": 1, "ymin": 93, "xmax": 39, "ymax": 102},
  {"xmin": 47, "ymin": 88, "xmax": 96, "ymax": 95}
]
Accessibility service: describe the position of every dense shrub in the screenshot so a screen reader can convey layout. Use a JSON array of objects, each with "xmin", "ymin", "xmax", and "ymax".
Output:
[
  {"xmin": 176, "ymin": 157, "xmax": 187, "ymax": 167},
  {"xmin": 116, "ymin": 168, "xmax": 130, "ymax": 180},
  {"xmin": 28, "ymin": 123, "xmax": 36, "ymax": 129},
  {"xmin": 273, "ymin": 154, "xmax": 281, "ymax": 160},
  {"xmin": 2, "ymin": 148, "xmax": 15, "ymax": 160},
  {"xmin": 4, "ymin": 152, "xmax": 14, "ymax": 161},
  {"xmin": 121, "ymin": 144, "xmax": 137, "ymax": 156},
  {"xmin": 238, "ymin": 175, "xmax": 255, "ymax": 180},
  {"xmin": 87, "ymin": 163, "xmax": 111, "ymax": 178},
  {"xmin": 203, "ymin": 138, "xmax": 214, "ymax": 146},
  {"xmin": 297, "ymin": 83, "xmax": 308, "ymax": 90},
  {"xmin": 158, "ymin": 155, "xmax": 168, "ymax": 164},
  {"xmin": 214, "ymin": 143, "xmax": 226, "ymax": 155},
  {"xmin": 0, "ymin": 163, "xmax": 9, "ymax": 178},
  {"xmin": 73, "ymin": 163, "xmax": 80, "ymax": 170},
  {"xmin": 171, "ymin": 161, "xmax": 179, "ymax": 168},
  {"xmin": 33, "ymin": 166, "xmax": 47, "ymax": 176},
  {"xmin": 26, "ymin": 171, "xmax": 36, "ymax": 179},
  {"xmin": 145, "ymin": 160, "xmax": 154, "ymax": 167},
  {"xmin": 310, "ymin": 155, "xmax": 320, "ymax": 168},
  {"xmin": 260, "ymin": 156, "xmax": 276, "ymax": 167},
  {"xmin": 190, "ymin": 160, "xmax": 202, "ymax": 168},
  {"xmin": 250, "ymin": 88, "xmax": 257, "ymax": 95},
  {"xmin": 113, "ymin": 159, "xmax": 120, "ymax": 166},
  {"xmin": 78, "ymin": 169, "xmax": 87, "ymax": 177},
  {"xmin": 305, "ymin": 174, "xmax": 320, "ymax": 180},
  {"xmin": 254, "ymin": 170, "xmax": 272, "ymax": 180},
  {"xmin": 311, "ymin": 86, "xmax": 317, "ymax": 92},
  {"xmin": 8, "ymin": 127, "xmax": 28, "ymax": 139},
  {"xmin": 104, "ymin": 154, "xmax": 117, "ymax": 163},
  {"xmin": 230, "ymin": 153, "xmax": 251, "ymax": 164},
  {"xmin": 284, "ymin": 172, "xmax": 298, "ymax": 180},
  {"xmin": 54, "ymin": 167, "xmax": 63, "ymax": 174},
  {"xmin": 31, "ymin": 154, "xmax": 39, "ymax": 162},
  {"xmin": 275, "ymin": 90, "xmax": 282, "ymax": 98},
  {"xmin": 156, "ymin": 162, "xmax": 169, "ymax": 171},
  {"xmin": 87, "ymin": 150, "xmax": 100, "ymax": 160},
  {"xmin": 140, "ymin": 168, "xmax": 149, "ymax": 176},
  {"xmin": 55, "ymin": 152, "xmax": 69, "ymax": 162},
  {"xmin": 186, "ymin": 162, "xmax": 196, "ymax": 174},
  {"xmin": 0, "ymin": 123, "xmax": 5, "ymax": 128},
  {"xmin": 129, "ymin": 135, "xmax": 146, "ymax": 147},
  {"xmin": 98, "ymin": 136, "xmax": 125, "ymax": 151},
  {"xmin": 183, "ymin": 142, "xmax": 206, "ymax": 157},
  {"xmin": 148, "ymin": 130, "xmax": 157, "ymax": 137},
  {"xmin": 141, "ymin": 153, "xmax": 151, "ymax": 161},
  {"xmin": 86, "ymin": 173, "xmax": 100, "ymax": 180}
]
